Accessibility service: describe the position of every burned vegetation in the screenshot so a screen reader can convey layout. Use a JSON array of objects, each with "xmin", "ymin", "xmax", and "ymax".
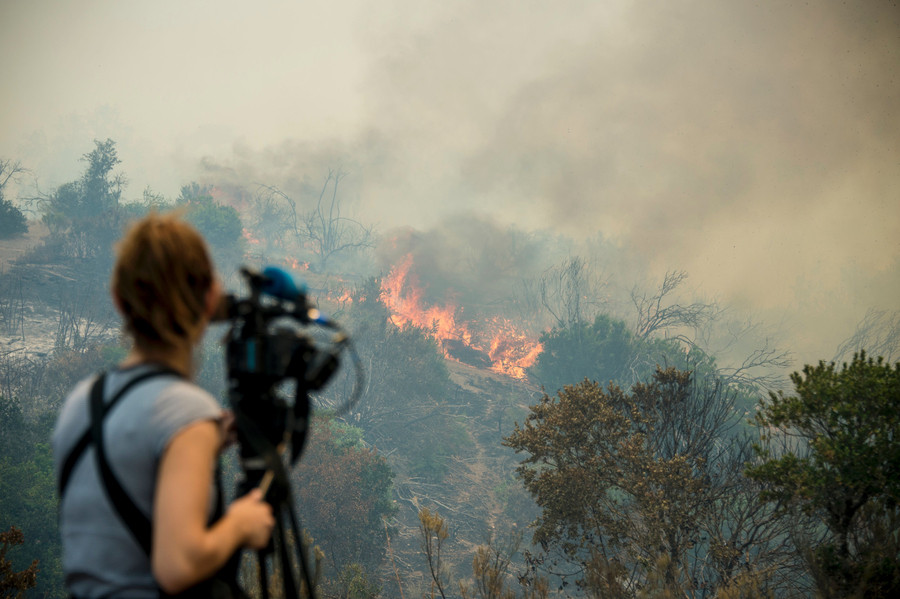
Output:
[{"xmin": 1, "ymin": 141, "xmax": 898, "ymax": 598}]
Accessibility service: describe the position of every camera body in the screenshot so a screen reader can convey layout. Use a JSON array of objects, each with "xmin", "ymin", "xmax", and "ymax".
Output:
[
  {"xmin": 217, "ymin": 266, "xmax": 345, "ymax": 487},
  {"xmin": 218, "ymin": 267, "xmax": 340, "ymax": 393}
]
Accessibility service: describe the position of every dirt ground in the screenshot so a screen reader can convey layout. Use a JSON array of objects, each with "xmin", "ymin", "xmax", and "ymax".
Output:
[{"xmin": 0, "ymin": 220, "xmax": 47, "ymax": 273}]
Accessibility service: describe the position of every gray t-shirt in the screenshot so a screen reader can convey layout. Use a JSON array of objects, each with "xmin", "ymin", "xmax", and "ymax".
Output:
[{"xmin": 52, "ymin": 365, "xmax": 223, "ymax": 598}]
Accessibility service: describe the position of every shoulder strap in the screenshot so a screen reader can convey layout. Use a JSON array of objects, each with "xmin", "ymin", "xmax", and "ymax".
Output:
[
  {"xmin": 57, "ymin": 368, "xmax": 179, "ymax": 498},
  {"xmin": 89, "ymin": 372, "xmax": 159, "ymax": 555}
]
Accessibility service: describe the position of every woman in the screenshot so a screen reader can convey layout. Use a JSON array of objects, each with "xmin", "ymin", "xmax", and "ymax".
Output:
[{"xmin": 53, "ymin": 213, "xmax": 274, "ymax": 597}]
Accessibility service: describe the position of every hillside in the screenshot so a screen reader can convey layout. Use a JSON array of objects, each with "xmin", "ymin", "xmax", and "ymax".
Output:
[
  {"xmin": 372, "ymin": 359, "xmax": 542, "ymax": 595},
  {"xmin": 1, "ymin": 225, "xmax": 546, "ymax": 595}
]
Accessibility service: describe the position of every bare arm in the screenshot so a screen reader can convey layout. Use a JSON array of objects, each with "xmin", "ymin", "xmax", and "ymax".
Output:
[{"xmin": 152, "ymin": 420, "xmax": 274, "ymax": 594}]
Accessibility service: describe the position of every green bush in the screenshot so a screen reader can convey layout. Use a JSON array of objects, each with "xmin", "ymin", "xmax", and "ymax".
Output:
[{"xmin": 0, "ymin": 198, "xmax": 27, "ymax": 239}]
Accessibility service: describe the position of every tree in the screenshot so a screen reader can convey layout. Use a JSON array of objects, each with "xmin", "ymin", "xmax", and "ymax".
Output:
[
  {"xmin": 294, "ymin": 418, "xmax": 396, "ymax": 574},
  {"xmin": 630, "ymin": 270, "xmax": 718, "ymax": 342},
  {"xmin": 40, "ymin": 139, "xmax": 125, "ymax": 262},
  {"xmin": 418, "ymin": 508, "xmax": 551, "ymax": 599},
  {"xmin": 419, "ymin": 508, "xmax": 451, "ymax": 599},
  {"xmin": 321, "ymin": 277, "xmax": 452, "ymax": 442},
  {"xmin": 251, "ymin": 172, "xmax": 374, "ymax": 271},
  {"xmin": 505, "ymin": 368, "xmax": 797, "ymax": 596},
  {"xmin": 54, "ymin": 281, "xmax": 117, "ymax": 352},
  {"xmin": 118, "ymin": 186, "xmax": 171, "ymax": 223},
  {"xmin": 528, "ymin": 313, "xmax": 724, "ymax": 396},
  {"xmin": 0, "ymin": 395, "xmax": 64, "ymax": 598},
  {"xmin": 176, "ymin": 184, "xmax": 244, "ymax": 269},
  {"xmin": 746, "ymin": 352, "xmax": 900, "ymax": 598},
  {"xmin": 833, "ymin": 309, "xmax": 900, "ymax": 364},
  {"xmin": 528, "ymin": 314, "xmax": 634, "ymax": 393},
  {"xmin": 538, "ymin": 256, "xmax": 606, "ymax": 328},
  {"xmin": 302, "ymin": 170, "xmax": 373, "ymax": 270},
  {"xmin": 0, "ymin": 527, "xmax": 38, "ymax": 599},
  {"xmin": 246, "ymin": 184, "xmax": 298, "ymax": 261},
  {"xmin": 0, "ymin": 160, "xmax": 28, "ymax": 239}
]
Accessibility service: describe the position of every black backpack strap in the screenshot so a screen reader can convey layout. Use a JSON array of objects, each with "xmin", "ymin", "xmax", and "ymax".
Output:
[
  {"xmin": 90, "ymin": 372, "xmax": 160, "ymax": 555},
  {"xmin": 58, "ymin": 368, "xmax": 180, "ymax": 498}
]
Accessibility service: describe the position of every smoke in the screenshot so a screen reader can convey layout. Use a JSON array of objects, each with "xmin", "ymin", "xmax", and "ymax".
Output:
[
  {"xmin": 2, "ymin": 0, "xmax": 898, "ymax": 366},
  {"xmin": 376, "ymin": 215, "xmax": 568, "ymax": 313},
  {"xmin": 354, "ymin": 0, "xmax": 900, "ymax": 364}
]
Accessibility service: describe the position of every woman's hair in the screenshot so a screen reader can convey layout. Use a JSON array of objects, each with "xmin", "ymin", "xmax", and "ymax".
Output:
[{"xmin": 112, "ymin": 212, "xmax": 215, "ymax": 350}]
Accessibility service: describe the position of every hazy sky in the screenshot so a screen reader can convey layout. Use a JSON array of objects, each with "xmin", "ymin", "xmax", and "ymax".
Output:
[{"xmin": 2, "ymin": 0, "xmax": 898, "ymax": 367}]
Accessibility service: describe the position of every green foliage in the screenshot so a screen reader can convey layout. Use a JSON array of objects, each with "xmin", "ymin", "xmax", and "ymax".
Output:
[
  {"xmin": 408, "ymin": 416, "xmax": 470, "ymax": 482},
  {"xmin": 0, "ymin": 198, "xmax": 27, "ymax": 239},
  {"xmin": 374, "ymin": 325, "xmax": 450, "ymax": 401},
  {"xmin": 529, "ymin": 314, "xmax": 634, "ymax": 393},
  {"xmin": 184, "ymin": 199, "xmax": 243, "ymax": 252},
  {"xmin": 118, "ymin": 187, "xmax": 172, "ymax": 223},
  {"xmin": 0, "ymin": 159, "xmax": 28, "ymax": 240},
  {"xmin": 746, "ymin": 351, "xmax": 900, "ymax": 597},
  {"xmin": 0, "ymin": 397, "xmax": 64, "ymax": 598},
  {"xmin": 176, "ymin": 183, "xmax": 244, "ymax": 268},
  {"xmin": 315, "ymin": 417, "xmax": 367, "ymax": 452},
  {"xmin": 640, "ymin": 336, "xmax": 719, "ymax": 383},
  {"xmin": 295, "ymin": 417, "xmax": 397, "ymax": 572},
  {"xmin": 41, "ymin": 139, "xmax": 124, "ymax": 264},
  {"xmin": 529, "ymin": 313, "xmax": 729, "ymax": 406},
  {"xmin": 320, "ymin": 279, "xmax": 456, "ymax": 481},
  {"xmin": 0, "ymin": 342, "xmax": 128, "ymax": 597},
  {"xmin": 336, "ymin": 562, "xmax": 381, "ymax": 599},
  {"xmin": 527, "ymin": 310, "xmax": 772, "ymax": 438}
]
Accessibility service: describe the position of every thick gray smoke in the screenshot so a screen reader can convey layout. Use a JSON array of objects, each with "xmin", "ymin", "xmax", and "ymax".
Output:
[
  {"xmin": 375, "ymin": 215, "xmax": 565, "ymax": 311},
  {"xmin": 2, "ymin": 0, "xmax": 898, "ymax": 366}
]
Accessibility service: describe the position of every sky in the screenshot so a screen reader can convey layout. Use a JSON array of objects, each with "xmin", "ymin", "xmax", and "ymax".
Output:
[{"xmin": 2, "ymin": 0, "xmax": 899, "ymax": 368}]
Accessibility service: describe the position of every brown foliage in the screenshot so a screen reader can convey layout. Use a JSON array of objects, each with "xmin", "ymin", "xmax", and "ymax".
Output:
[
  {"xmin": 0, "ymin": 526, "xmax": 38, "ymax": 599},
  {"xmin": 505, "ymin": 368, "xmax": 797, "ymax": 595}
]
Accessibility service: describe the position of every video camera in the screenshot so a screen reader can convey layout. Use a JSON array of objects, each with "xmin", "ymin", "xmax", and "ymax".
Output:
[
  {"xmin": 218, "ymin": 266, "xmax": 344, "ymax": 394},
  {"xmin": 216, "ymin": 265, "xmax": 362, "ymax": 599}
]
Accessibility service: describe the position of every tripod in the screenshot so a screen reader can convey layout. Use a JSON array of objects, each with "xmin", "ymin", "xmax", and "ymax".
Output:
[{"xmin": 230, "ymin": 377, "xmax": 318, "ymax": 599}]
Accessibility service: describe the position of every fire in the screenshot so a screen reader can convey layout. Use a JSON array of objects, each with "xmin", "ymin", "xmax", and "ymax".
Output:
[
  {"xmin": 329, "ymin": 289, "xmax": 354, "ymax": 305},
  {"xmin": 242, "ymin": 228, "xmax": 261, "ymax": 245},
  {"xmin": 380, "ymin": 254, "xmax": 542, "ymax": 379},
  {"xmin": 284, "ymin": 257, "xmax": 310, "ymax": 271}
]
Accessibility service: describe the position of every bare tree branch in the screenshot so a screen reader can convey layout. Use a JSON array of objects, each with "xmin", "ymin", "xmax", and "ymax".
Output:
[
  {"xmin": 302, "ymin": 169, "xmax": 374, "ymax": 268},
  {"xmin": 631, "ymin": 270, "xmax": 718, "ymax": 341},
  {"xmin": 537, "ymin": 256, "xmax": 606, "ymax": 328},
  {"xmin": 0, "ymin": 159, "xmax": 29, "ymax": 190},
  {"xmin": 833, "ymin": 308, "xmax": 900, "ymax": 363},
  {"xmin": 253, "ymin": 172, "xmax": 374, "ymax": 270}
]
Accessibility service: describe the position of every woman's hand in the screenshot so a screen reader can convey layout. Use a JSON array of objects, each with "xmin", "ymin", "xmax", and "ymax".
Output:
[{"xmin": 226, "ymin": 488, "xmax": 274, "ymax": 549}]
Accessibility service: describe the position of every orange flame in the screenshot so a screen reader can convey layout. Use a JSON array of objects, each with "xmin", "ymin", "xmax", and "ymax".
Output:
[
  {"xmin": 380, "ymin": 254, "xmax": 542, "ymax": 379},
  {"xmin": 330, "ymin": 289, "xmax": 354, "ymax": 304},
  {"xmin": 284, "ymin": 257, "xmax": 310, "ymax": 271},
  {"xmin": 242, "ymin": 228, "xmax": 261, "ymax": 245}
]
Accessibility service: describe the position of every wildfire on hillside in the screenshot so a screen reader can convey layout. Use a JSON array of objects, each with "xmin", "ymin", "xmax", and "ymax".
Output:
[
  {"xmin": 242, "ymin": 228, "xmax": 261, "ymax": 245},
  {"xmin": 284, "ymin": 257, "xmax": 310, "ymax": 271},
  {"xmin": 380, "ymin": 253, "xmax": 542, "ymax": 379},
  {"xmin": 331, "ymin": 289, "xmax": 353, "ymax": 304}
]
